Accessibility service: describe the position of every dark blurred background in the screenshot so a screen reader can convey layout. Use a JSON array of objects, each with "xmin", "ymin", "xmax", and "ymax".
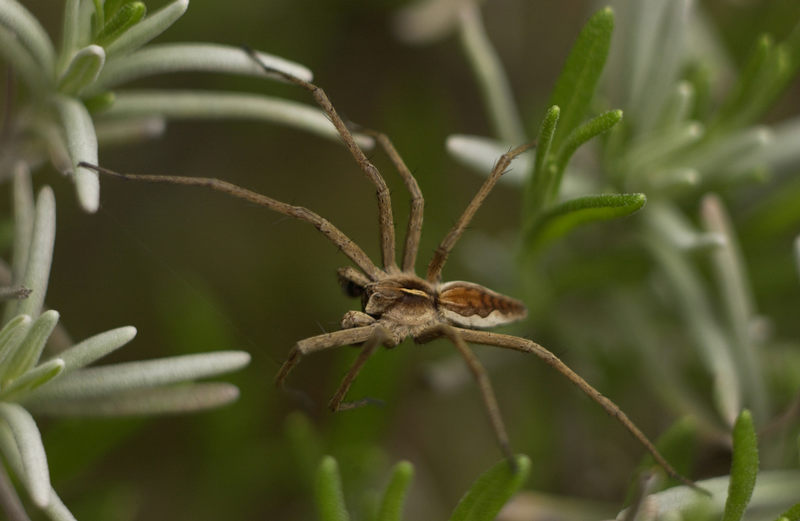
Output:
[{"xmin": 11, "ymin": 0, "xmax": 800, "ymax": 519}]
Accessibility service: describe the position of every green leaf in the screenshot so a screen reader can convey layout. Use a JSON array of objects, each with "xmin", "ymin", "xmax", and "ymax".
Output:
[
  {"xmin": 722, "ymin": 410, "xmax": 758, "ymax": 521},
  {"xmin": 525, "ymin": 105, "xmax": 559, "ymax": 212},
  {"xmin": 376, "ymin": 461, "xmax": 413, "ymax": 521},
  {"xmin": 630, "ymin": 417, "xmax": 697, "ymax": 498},
  {"xmin": 775, "ymin": 503, "xmax": 800, "ymax": 521},
  {"xmin": 551, "ymin": 109, "xmax": 622, "ymax": 197},
  {"xmin": 524, "ymin": 193, "xmax": 646, "ymax": 252},
  {"xmin": 53, "ymin": 96, "xmax": 100, "ymax": 212},
  {"xmin": 449, "ymin": 455, "xmax": 529, "ymax": 521},
  {"xmin": 547, "ymin": 7, "xmax": 614, "ymax": 152},
  {"xmin": 315, "ymin": 456, "xmax": 350, "ymax": 521},
  {"xmin": 285, "ymin": 412, "xmax": 325, "ymax": 486},
  {"xmin": 94, "ymin": 1, "xmax": 146, "ymax": 47}
]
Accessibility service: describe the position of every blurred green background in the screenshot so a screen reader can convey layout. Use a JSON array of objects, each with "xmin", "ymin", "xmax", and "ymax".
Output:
[{"xmin": 8, "ymin": 0, "xmax": 800, "ymax": 519}]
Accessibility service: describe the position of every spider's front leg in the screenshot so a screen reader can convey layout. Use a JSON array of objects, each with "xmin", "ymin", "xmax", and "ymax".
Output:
[{"xmin": 275, "ymin": 326, "xmax": 376, "ymax": 389}]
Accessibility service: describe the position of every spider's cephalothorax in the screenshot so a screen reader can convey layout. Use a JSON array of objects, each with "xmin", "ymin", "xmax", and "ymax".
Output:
[
  {"xmin": 338, "ymin": 270, "xmax": 527, "ymax": 344},
  {"xmin": 80, "ymin": 47, "xmax": 701, "ymax": 490}
]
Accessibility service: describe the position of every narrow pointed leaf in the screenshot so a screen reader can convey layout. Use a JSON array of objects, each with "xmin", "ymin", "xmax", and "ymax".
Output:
[
  {"xmin": 94, "ymin": 1, "xmax": 145, "ymax": 46},
  {"xmin": 0, "ymin": 404, "xmax": 50, "ymax": 507},
  {"xmin": 555, "ymin": 109, "xmax": 622, "ymax": 175},
  {"xmin": 105, "ymin": 0, "xmax": 188, "ymax": 56},
  {"xmin": 15, "ymin": 188, "xmax": 55, "ymax": 318},
  {"xmin": 58, "ymin": 44, "xmax": 106, "ymax": 95},
  {"xmin": 53, "ymin": 96, "xmax": 100, "ymax": 212},
  {"xmin": 0, "ymin": 315, "xmax": 32, "ymax": 371},
  {"xmin": 449, "ymin": 455, "xmax": 529, "ymax": 521},
  {"xmin": 285, "ymin": 412, "xmax": 324, "ymax": 486},
  {"xmin": 524, "ymin": 193, "xmax": 646, "ymax": 251},
  {"xmin": 547, "ymin": 7, "xmax": 614, "ymax": 152},
  {"xmin": 57, "ymin": 326, "xmax": 137, "ymax": 372},
  {"xmin": 722, "ymin": 410, "xmax": 758, "ymax": 521},
  {"xmin": 90, "ymin": 43, "xmax": 313, "ymax": 94},
  {"xmin": 525, "ymin": 105, "xmax": 560, "ymax": 212},
  {"xmin": 315, "ymin": 456, "xmax": 350, "ymax": 521},
  {"xmin": 30, "ymin": 351, "xmax": 250, "ymax": 399},
  {"xmin": 3, "ymin": 310, "xmax": 59, "ymax": 383},
  {"xmin": 775, "ymin": 503, "xmax": 800, "ymax": 521},
  {"xmin": 2, "ymin": 358, "xmax": 64, "ymax": 400},
  {"xmin": 60, "ymin": 0, "xmax": 81, "ymax": 71},
  {"xmin": 0, "ymin": 0, "xmax": 56, "ymax": 71},
  {"xmin": 102, "ymin": 90, "xmax": 374, "ymax": 149},
  {"xmin": 27, "ymin": 382, "xmax": 240, "ymax": 416},
  {"xmin": 11, "ymin": 163, "xmax": 35, "ymax": 287},
  {"xmin": 377, "ymin": 461, "xmax": 414, "ymax": 521}
]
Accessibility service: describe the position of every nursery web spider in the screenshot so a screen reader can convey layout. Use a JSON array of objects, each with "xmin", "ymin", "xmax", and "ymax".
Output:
[{"xmin": 81, "ymin": 48, "xmax": 700, "ymax": 490}]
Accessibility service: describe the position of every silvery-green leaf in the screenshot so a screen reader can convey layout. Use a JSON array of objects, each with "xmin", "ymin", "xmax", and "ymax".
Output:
[
  {"xmin": 0, "ymin": 404, "xmax": 50, "ymax": 507},
  {"xmin": 30, "ymin": 351, "xmax": 250, "ymax": 399},
  {"xmin": 1, "ymin": 358, "xmax": 64, "ymax": 400},
  {"xmin": 101, "ymin": 90, "xmax": 374, "ymax": 149},
  {"xmin": 1, "ymin": 310, "xmax": 59, "ymax": 383},
  {"xmin": 53, "ymin": 96, "xmax": 100, "ymax": 212},
  {"xmin": 615, "ymin": 471, "xmax": 800, "ymax": 519},
  {"xmin": 89, "ymin": 43, "xmax": 313, "ymax": 95},
  {"xmin": 58, "ymin": 0, "xmax": 81, "ymax": 73},
  {"xmin": 13, "ymin": 188, "xmax": 55, "ymax": 318},
  {"xmin": 56, "ymin": 326, "xmax": 137, "ymax": 372},
  {"xmin": 95, "ymin": 117, "xmax": 166, "ymax": 146},
  {"xmin": 105, "ymin": 0, "xmax": 188, "ymax": 56},
  {"xmin": 29, "ymin": 382, "xmax": 239, "ymax": 416},
  {"xmin": 393, "ymin": 0, "xmax": 481, "ymax": 44},
  {"xmin": 701, "ymin": 195, "xmax": 767, "ymax": 420},
  {"xmin": 57, "ymin": 44, "xmax": 105, "ymax": 95},
  {"xmin": 0, "ymin": 0, "xmax": 55, "ymax": 72},
  {"xmin": 457, "ymin": 4, "xmax": 524, "ymax": 143},
  {"xmin": 0, "ymin": 463, "xmax": 28, "ymax": 521},
  {"xmin": 0, "ymin": 315, "xmax": 32, "ymax": 370},
  {"xmin": 11, "ymin": 163, "xmax": 34, "ymax": 289},
  {"xmin": 5, "ymin": 186, "xmax": 56, "ymax": 319},
  {"xmin": 0, "ymin": 423, "xmax": 75, "ymax": 520},
  {"xmin": 0, "ymin": 26, "xmax": 49, "ymax": 93},
  {"xmin": 446, "ymin": 135, "xmax": 531, "ymax": 183}
]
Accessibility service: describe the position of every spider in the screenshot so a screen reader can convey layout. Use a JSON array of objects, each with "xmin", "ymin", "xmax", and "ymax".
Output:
[{"xmin": 81, "ymin": 48, "xmax": 698, "ymax": 489}]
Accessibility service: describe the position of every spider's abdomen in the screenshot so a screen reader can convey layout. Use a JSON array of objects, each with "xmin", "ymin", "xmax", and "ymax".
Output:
[{"xmin": 436, "ymin": 281, "xmax": 527, "ymax": 329}]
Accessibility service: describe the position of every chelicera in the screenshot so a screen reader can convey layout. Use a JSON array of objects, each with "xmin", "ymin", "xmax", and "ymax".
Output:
[{"xmin": 80, "ymin": 48, "xmax": 699, "ymax": 489}]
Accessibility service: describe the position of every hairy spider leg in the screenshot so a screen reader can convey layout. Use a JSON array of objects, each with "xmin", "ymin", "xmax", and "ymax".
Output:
[
  {"xmin": 426, "ymin": 142, "xmax": 535, "ymax": 283},
  {"xmin": 244, "ymin": 47, "xmax": 399, "ymax": 273},
  {"xmin": 79, "ymin": 162, "xmax": 384, "ymax": 281},
  {"xmin": 452, "ymin": 327, "xmax": 706, "ymax": 493}
]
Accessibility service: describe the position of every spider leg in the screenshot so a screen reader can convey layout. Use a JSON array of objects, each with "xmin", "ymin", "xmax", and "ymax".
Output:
[
  {"xmin": 419, "ymin": 324, "xmax": 515, "ymax": 469},
  {"xmin": 426, "ymin": 142, "xmax": 535, "ymax": 282},
  {"xmin": 275, "ymin": 326, "xmax": 377, "ymax": 389},
  {"xmin": 244, "ymin": 48, "xmax": 399, "ymax": 273},
  {"xmin": 328, "ymin": 325, "xmax": 392, "ymax": 411},
  {"xmin": 80, "ymin": 163, "xmax": 384, "ymax": 281},
  {"xmin": 356, "ymin": 128, "xmax": 424, "ymax": 273},
  {"xmin": 452, "ymin": 328, "xmax": 706, "ymax": 493}
]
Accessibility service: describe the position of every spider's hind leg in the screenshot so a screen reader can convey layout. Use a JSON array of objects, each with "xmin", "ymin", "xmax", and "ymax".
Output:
[{"xmin": 328, "ymin": 325, "xmax": 392, "ymax": 412}]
